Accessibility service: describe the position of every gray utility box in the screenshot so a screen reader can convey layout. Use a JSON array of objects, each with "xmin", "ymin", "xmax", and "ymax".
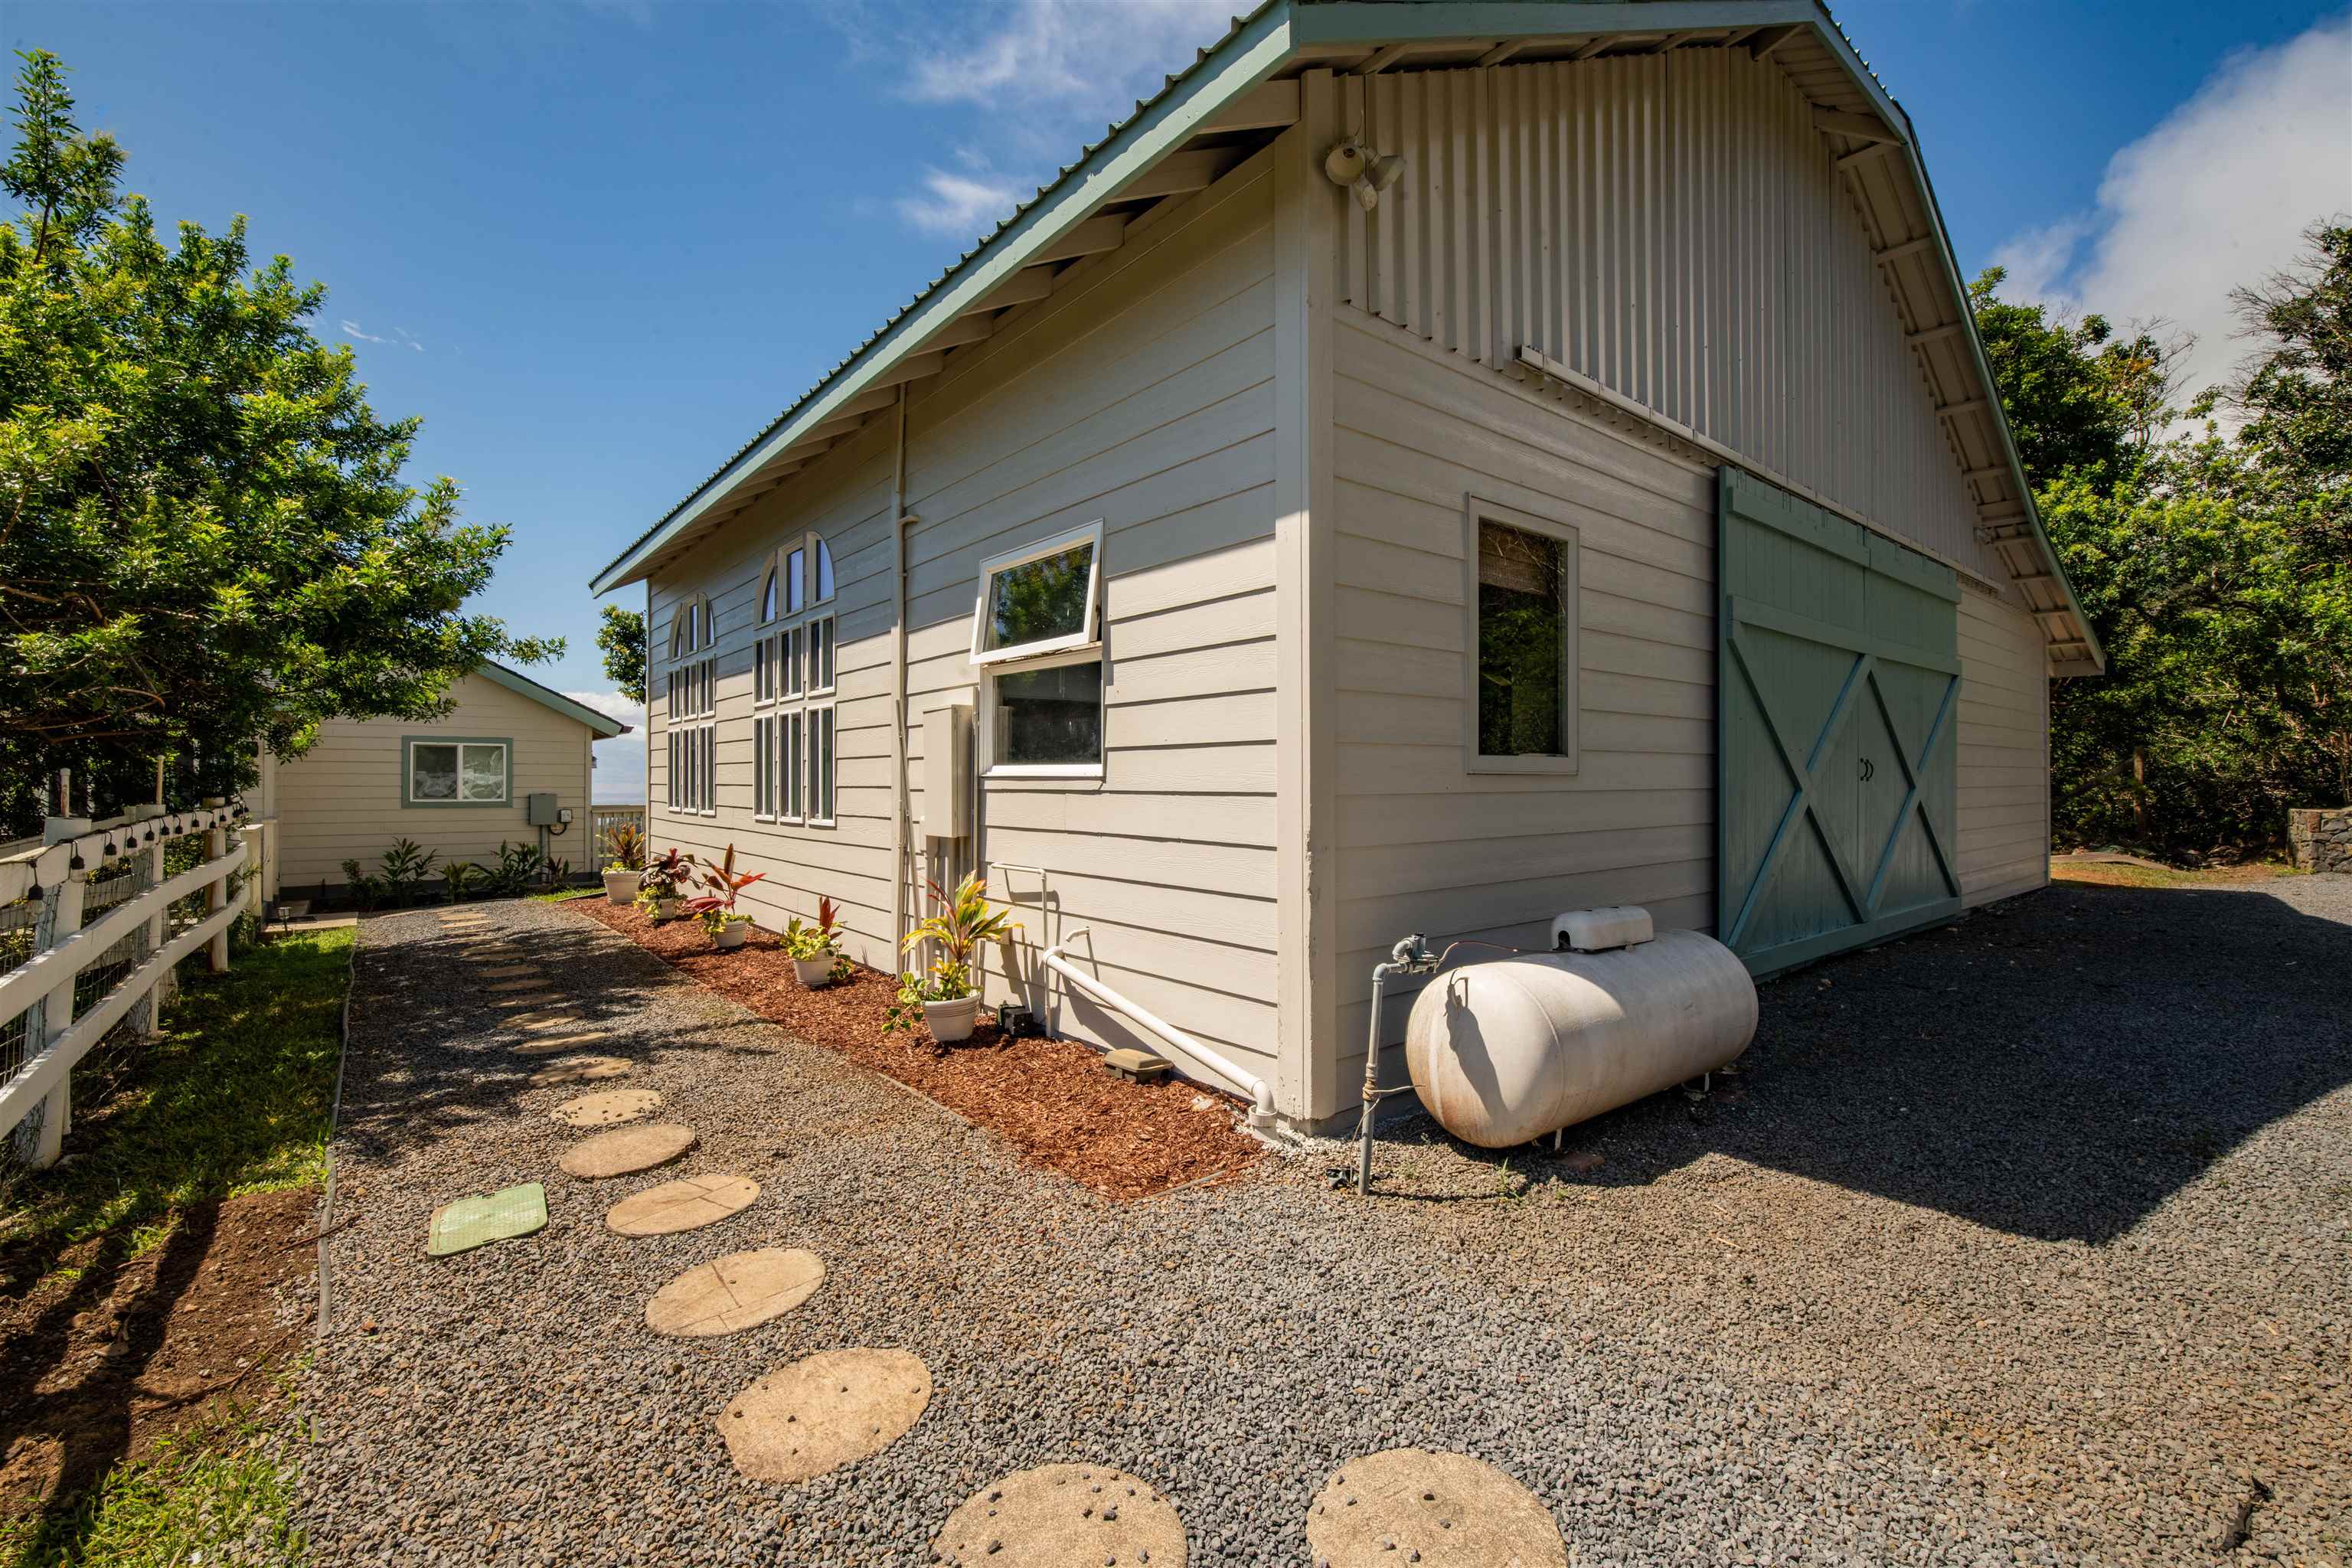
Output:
[
  {"xmin": 524, "ymin": 792, "xmax": 563, "ymax": 827},
  {"xmin": 921, "ymin": 702, "xmax": 973, "ymax": 840}
]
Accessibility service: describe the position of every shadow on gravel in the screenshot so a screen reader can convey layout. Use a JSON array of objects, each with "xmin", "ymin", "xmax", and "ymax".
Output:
[
  {"xmin": 1490, "ymin": 881, "xmax": 2351, "ymax": 1244},
  {"xmin": 336, "ymin": 916, "xmax": 779, "ymax": 1167}
]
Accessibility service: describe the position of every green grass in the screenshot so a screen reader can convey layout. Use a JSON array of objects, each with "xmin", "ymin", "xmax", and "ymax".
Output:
[
  {"xmin": 527, "ymin": 886, "xmax": 604, "ymax": 903},
  {"xmin": 2, "ymin": 927, "xmax": 353, "ymax": 1285},
  {"xmin": 1, "ymin": 1396, "xmax": 309, "ymax": 1567},
  {"xmin": 1, "ymin": 929, "xmax": 350, "ymax": 1568}
]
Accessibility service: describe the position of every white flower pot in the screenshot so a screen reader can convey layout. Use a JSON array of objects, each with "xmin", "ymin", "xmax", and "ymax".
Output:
[
  {"xmin": 792, "ymin": 952, "xmax": 835, "ymax": 988},
  {"xmin": 714, "ymin": 921, "xmax": 747, "ymax": 950},
  {"xmin": 922, "ymin": 993, "xmax": 981, "ymax": 1044},
  {"xmin": 652, "ymin": 897, "xmax": 681, "ymax": 922},
  {"xmin": 603, "ymin": 871, "xmax": 638, "ymax": 904}
]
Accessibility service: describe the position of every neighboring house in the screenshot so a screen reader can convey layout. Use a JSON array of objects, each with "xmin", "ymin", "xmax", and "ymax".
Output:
[
  {"xmin": 260, "ymin": 664, "xmax": 630, "ymax": 897},
  {"xmin": 590, "ymin": 0, "xmax": 2100, "ymax": 1134}
]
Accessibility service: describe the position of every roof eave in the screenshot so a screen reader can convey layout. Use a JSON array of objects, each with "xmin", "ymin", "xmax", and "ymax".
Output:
[{"xmin": 476, "ymin": 661, "xmax": 632, "ymax": 737}]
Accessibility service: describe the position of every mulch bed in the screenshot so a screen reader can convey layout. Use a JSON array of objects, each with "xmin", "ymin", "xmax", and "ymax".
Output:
[
  {"xmin": 0, "ymin": 1186, "xmax": 313, "ymax": 1518},
  {"xmin": 567, "ymin": 900, "xmax": 1263, "ymax": 1201}
]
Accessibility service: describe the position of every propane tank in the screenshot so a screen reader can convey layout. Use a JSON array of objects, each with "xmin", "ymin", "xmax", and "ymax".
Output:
[{"xmin": 1403, "ymin": 928, "xmax": 1756, "ymax": 1148}]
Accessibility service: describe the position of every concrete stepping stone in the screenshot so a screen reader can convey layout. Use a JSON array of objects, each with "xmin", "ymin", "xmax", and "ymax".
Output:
[
  {"xmin": 1305, "ymin": 1450, "xmax": 1566, "ymax": 1568},
  {"xmin": 934, "ymin": 1464, "xmax": 1186, "ymax": 1568},
  {"xmin": 514, "ymin": 1030, "xmax": 613, "ymax": 1056},
  {"xmin": 551, "ymin": 1088, "xmax": 662, "ymax": 1128},
  {"xmin": 482, "ymin": 977, "xmax": 544, "ymax": 994},
  {"xmin": 608, "ymin": 1174, "xmax": 760, "ymax": 1236},
  {"xmin": 528, "ymin": 1055, "xmax": 633, "ymax": 1087},
  {"xmin": 649, "ymin": 1248, "xmax": 822, "ymax": 1337},
  {"xmin": 428, "ymin": 1182, "xmax": 547, "ymax": 1257},
  {"xmin": 510, "ymin": 1011, "xmax": 586, "ymax": 1032},
  {"xmin": 717, "ymin": 1348, "xmax": 927, "ymax": 1482},
  {"xmin": 495, "ymin": 991, "xmax": 565, "ymax": 1009},
  {"xmin": 560, "ymin": 1121, "xmax": 697, "ymax": 1178},
  {"xmin": 478, "ymin": 964, "xmax": 540, "ymax": 980}
]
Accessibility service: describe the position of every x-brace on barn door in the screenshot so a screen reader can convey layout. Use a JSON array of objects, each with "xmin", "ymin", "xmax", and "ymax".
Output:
[{"xmin": 1716, "ymin": 469, "xmax": 1964, "ymax": 978}]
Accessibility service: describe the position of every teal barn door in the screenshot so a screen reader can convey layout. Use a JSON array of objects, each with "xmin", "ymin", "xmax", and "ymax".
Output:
[{"xmin": 1716, "ymin": 468, "xmax": 1963, "ymax": 976}]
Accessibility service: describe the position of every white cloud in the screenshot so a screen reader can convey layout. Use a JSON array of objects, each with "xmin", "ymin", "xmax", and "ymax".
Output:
[
  {"xmin": 896, "ymin": 167, "xmax": 1022, "ymax": 239},
  {"xmin": 842, "ymin": 0, "xmax": 1234, "ymax": 238},
  {"xmin": 565, "ymin": 689, "xmax": 648, "ymax": 805},
  {"xmin": 1991, "ymin": 11, "xmax": 2352, "ymax": 405},
  {"xmin": 898, "ymin": 0, "xmax": 1235, "ymax": 110},
  {"xmin": 340, "ymin": 318, "xmax": 426, "ymax": 353}
]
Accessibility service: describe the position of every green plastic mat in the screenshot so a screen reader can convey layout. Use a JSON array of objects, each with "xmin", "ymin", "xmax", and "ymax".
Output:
[{"xmin": 429, "ymin": 1182, "xmax": 548, "ymax": 1257}]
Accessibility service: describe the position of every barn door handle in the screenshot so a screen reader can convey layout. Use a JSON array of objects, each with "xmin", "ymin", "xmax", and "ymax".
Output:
[{"xmin": 1858, "ymin": 756, "xmax": 1875, "ymax": 781}]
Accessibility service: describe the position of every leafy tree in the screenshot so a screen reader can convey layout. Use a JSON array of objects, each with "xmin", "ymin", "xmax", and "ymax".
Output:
[
  {"xmin": 0, "ymin": 50, "xmax": 557, "ymax": 828},
  {"xmin": 1974, "ymin": 226, "xmax": 2351, "ymax": 858},
  {"xmin": 596, "ymin": 604, "xmax": 646, "ymax": 704}
]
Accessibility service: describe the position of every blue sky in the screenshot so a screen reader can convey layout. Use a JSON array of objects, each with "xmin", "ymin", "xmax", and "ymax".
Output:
[{"xmin": 10, "ymin": 1, "xmax": 2350, "ymax": 799}]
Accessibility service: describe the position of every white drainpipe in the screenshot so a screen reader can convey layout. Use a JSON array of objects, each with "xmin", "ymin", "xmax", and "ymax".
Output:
[{"xmin": 1042, "ymin": 927, "xmax": 1277, "ymax": 1129}]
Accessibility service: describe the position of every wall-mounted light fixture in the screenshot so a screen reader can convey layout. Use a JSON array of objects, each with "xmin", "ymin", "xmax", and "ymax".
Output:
[{"xmin": 1324, "ymin": 136, "xmax": 1406, "ymax": 211}]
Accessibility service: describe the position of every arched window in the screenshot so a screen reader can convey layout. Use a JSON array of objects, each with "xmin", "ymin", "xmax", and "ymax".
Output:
[
  {"xmin": 750, "ymin": 533, "xmax": 838, "ymax": 828},
  {"xmin": 665, "ymin": 593, "xmax": 716, "ymax": 815}
]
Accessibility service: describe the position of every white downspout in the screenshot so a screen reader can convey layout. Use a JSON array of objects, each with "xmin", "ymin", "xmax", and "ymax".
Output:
[
  {"xmin": 890, "ymin": 388, "xmax": 912, "ymax": 962},
  {"xmin": 1041, "ymin": 927, "xmax": 1277, "ymax": 1129}
]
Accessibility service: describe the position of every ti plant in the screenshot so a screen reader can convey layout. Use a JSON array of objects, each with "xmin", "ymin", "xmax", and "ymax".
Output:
[
  {"xmin": 781, "ymin": 895, "xmax": 843, "ymax": 960},
  {"xmin": 441, "ymin": 860, "xmax": 482, "ymax": 903},
  {"xmin": 603, "ymin": 821, "xmax": 647, "ymax": 872},
  {"xmin": 484, "ymin": 841, "xmax": 547, "ymax": 898},
  {"xmin": 883, "ymin": 874, "xmax": 1018, "ymax": 1036},
  {"xmin": 377, "ymin": 837, "xmax": 437, "ymax": 903},
  {"xmin": 635, "ymin": 846, "xmax": 694, "ymax": 916},
  {"xmin": 680, "ymin": 844, "xmax": 766, "ymax": 939}
]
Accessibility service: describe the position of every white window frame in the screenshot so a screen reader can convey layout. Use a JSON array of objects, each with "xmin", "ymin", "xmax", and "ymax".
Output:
[
  {"xmin": 806, "ymin": 703, "xmax": 837, "ymax": 826},
  {"xmin": 978, "ymin": 644, "xmax": 1106, "ymax": 781},
  {"xmin": 969, "ymin": 520, "xmax": 1104, "ymax": 667},
  {"xmin": 1462, "ymin": 494, "xmax": 1581, "ymax": 776},
  {"xmin": 665, "ymin": 591, "xmax": 719, "ymax": 813},
  {"xmin": 758, "ymin": 534, "xmax": 837, "ymax": 828}
]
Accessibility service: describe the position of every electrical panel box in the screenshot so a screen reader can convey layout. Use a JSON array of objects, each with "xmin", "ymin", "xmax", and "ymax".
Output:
[
  {"xmin": 524, "ymin": 792, "xmax": 562, "ymax": 827},
  {"xmin": 921, "ymin": 702, "xmax": 973, "ymax": 839}
]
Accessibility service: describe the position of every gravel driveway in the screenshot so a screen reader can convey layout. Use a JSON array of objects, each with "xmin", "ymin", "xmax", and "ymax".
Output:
[{"xmin": 299, "ymin": 877, "xmax": 2351, "ymax": 1567}]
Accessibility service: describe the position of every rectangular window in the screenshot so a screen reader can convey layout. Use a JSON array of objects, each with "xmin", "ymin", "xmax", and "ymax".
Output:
[
  {"xmin": 783, "ymin": 710, "xmax": 804, "ymax": 822},
  {"xmin": 1464, "ymin": 497, "xmax": 1579, "ymax": 774},
  {"xmin": 405, "ymin": 740, "xmax": 508, "ymax": 805},
  {"xmin": 753, "ymin": 714, "xmax": 775, "ymax": 818},
  {"xmin": 754, "ymin": 636, "xmax": 774, "ymax": 705},
  {"xmin": 808, "ymin": 706, "xmax": 835, "ymax": 824},
  {"xmin": 810, "ymin": 615, "xmax": 835, "ymax": 693},
  {"xmin": 970, "ymin": 521, "xmax": 1102, "ymax": 665},
  {"xmin": 982, "ymin": 650, "xmax": 1103, "ymax": 776}
]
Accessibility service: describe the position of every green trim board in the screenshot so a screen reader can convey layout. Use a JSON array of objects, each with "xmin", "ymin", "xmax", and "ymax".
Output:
[
  {"xmin": 1716, "ymin": 469, "xmax": 1962, "ymax": 978},
  {"xmin": 402, "ymin": 736, "xmax": 514, "ymax": 808}
]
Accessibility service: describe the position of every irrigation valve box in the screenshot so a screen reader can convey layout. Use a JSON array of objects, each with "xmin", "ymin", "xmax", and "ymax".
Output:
[
  {"xmin": 921, "ymin": 702, "xmax": 974, "ymax": 840},
  {"xmin": 524, "ymin": 792, "xmax": 563, "ymax": 827}
]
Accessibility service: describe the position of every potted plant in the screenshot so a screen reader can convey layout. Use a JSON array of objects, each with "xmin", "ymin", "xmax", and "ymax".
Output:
[
  {"xmin": 884, "ymin": 874, "xmax": 1018, "ymax": 1044},
  {"xmin": 602, "ymin": 822, "xmax": 647, "ymax": 903},
  {"xmin": 782, "ymin": 896, "xmax": 844, "ymax": 987},
  {"xmin": 635, "ymin": 847, "xmax": 694, "ymax": 922},
  {"xmin": 681, "ymin": 844, "xmax": 765, "ymax": 950}
]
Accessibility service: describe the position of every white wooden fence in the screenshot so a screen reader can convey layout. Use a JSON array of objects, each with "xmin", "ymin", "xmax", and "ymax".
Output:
[{"xmin": 0, "ymin": 801, "xmax": 265, "ymax": 1170}]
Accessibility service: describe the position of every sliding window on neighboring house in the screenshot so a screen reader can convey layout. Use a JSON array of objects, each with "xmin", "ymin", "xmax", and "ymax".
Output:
[
  {"xmin": 666, "ymin": 591, "xmax": 717, "ymax": 813},
  {"xmin": 403, "ymin": 737, "xmax": 511, "ymax": 806},
  {"xmin": 754, "ymin": 534, "xmax": 837, "ymax": 827},
  {"xmin": 972, "ymin": 521, "xmax": 1105, "ymax": 779}
]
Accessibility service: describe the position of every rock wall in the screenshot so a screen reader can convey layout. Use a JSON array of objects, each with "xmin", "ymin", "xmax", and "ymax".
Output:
[{"xmin": 2288, "ymin": 807, "xmax": 2352, "ymax": 874}]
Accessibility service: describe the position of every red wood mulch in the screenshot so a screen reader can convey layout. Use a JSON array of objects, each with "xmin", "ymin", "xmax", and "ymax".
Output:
[{"xmin": 566, "ymin": 900, "xmax": 1263, "ymax": 1201}]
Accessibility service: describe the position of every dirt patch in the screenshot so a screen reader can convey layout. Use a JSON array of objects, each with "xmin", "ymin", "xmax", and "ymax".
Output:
[
  {"xmin": 568, "ymin": 900, "xmax": 1263, "ymax": 1200},
  {"xmin": 0, "ymin": 1185, "xmax": 314, "ymax": 1519}
]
